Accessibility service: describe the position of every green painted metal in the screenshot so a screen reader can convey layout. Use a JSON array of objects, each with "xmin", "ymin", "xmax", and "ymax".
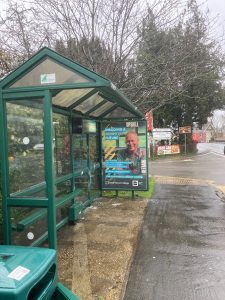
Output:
[
  {"xmin": 15, "ymin": 209, "xmax": 47, "ymax": 231},
  {"xmin": 0, "ymin": 47, "xmax": 147, "ymax": 300},
  {"xmin": 101, "ymin": 118, "xmax": 143, "ymax": 123},
  {"xmin": 0, "ymin": 47, "xmax": 144, "ymax": 119},
  {"xmin": 0, "ymin": 47, "xmax": 109, "ymax": 89},
  {"xmin": 0, "ymin": 245, "xmax": 57, "ymax": 300},
  {"xmin": 86, "ymin": 99, "xmax": 108, "ymax": 115},
  {"xmin": 55, "ymin": 189, "xmax": 82, "ymax": 210},
  {"xmin": 86, "ymin": 133, "xmax": 91, "ymax": 201},
  {"xmin": 68, "ymin": 113, "xmax": 75, "ymax": 210},
  {"xmin": 2, "ymin": 83, "xmax": 105, "ymax": 94},
  {"xmin": 7, "ymin": 198, "xmax": 48, "ymax": 207},
  {"xmin": 98, "ymin": 104, "xmax": 118, "ymax": 118},
  {"xmin": 0, "ymin": 91, "xmax": 11, "ymax": 244},
  {"xmin": 68, "ymin": 88, "xmax": 98, "ymax": 110},
  {"xmin": 2, "ymin": 90, "xmax": 45, "ymax": 99},
  {"xmin": 53, "ymin": 106, "xmax": 84, "ymax": 118},
  {"xmin": 69, "ymin": 202, "xmax": 84, "ymax": 222},
  {"xmin": 10, "ymin": 181, "xmax": 47, "ymax": 197},
  {"xmin": 10, "ymin": 172, "xmax": 84, "ymax": 199},
  {"xmin": 0, "ymin": 47, "xmax": 147, "ymax": 253},
  {"xmin": 98, "ymin": 122, "xmax": 103, "ymax": 196},
  {"xmin": 31, "ymin": 217, "xmax": 69, "ymax": 247},
  {"xmin": 53, "ymin": 283, "xmax": 80, "ymax": 300},
  {"xmin": 14, "ymin": 188, "xmax": 82, "ymax": 231},
  {"xmin": 99, "ymin": 87, "xmax": 144, "ymax": 118},
  {"xmin": 44, "ymin": 90, "xmax": 57, "ymax": 249}
]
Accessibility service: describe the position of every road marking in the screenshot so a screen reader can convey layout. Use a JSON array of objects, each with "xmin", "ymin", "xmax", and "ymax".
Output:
[
  {"xmin": 155, "ymin": 175, "xmax": 213, "ymax": 186},
  {"xmin": 210, "ymin": 151, "xmax": 225, "ymax": 158},
  {"xmin": 196, "ymin": 152, "xmax": 212, "ymax": 156}
]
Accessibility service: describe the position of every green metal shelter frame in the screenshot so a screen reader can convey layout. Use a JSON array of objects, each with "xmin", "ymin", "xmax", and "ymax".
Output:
[{"xmin": 0, "ymin": 47, "xmax": 146, "ymax": 250}]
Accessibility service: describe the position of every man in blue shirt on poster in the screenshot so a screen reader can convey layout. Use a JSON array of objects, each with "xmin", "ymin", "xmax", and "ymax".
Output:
[{"xmin": 117, "ymin": 131, "xmax": 145, "ymax": 175}]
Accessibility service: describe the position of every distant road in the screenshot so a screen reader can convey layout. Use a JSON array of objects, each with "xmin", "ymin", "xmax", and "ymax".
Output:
[
  {"xmin": 150, "ymin": 142, "xmax": 225, "ymax": 186},
  {"xmin": 197, "ymin": 142, "xmax": 225, "ymax": 155}
]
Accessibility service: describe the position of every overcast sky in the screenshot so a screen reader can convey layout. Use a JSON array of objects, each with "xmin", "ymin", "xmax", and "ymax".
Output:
[
  {"xmin": 198, "ymin": 0, "xmax": 225, "ymax": 48},
  {"xmin": 205, "ymin": 0, "xmax": 225, "ymax": 21},
  {"xmin": 0, "ymin": 0, "xmax": 224, "ymax": 49}
]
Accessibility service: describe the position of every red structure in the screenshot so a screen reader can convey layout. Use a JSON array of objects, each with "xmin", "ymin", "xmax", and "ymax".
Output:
[
  {"xmin": 192, "ymin": 132, "xmax": 206, "ymax": 143},
  {"xmin": 145, "ymin": 111, "xmax": 153, "ymax": 132}
]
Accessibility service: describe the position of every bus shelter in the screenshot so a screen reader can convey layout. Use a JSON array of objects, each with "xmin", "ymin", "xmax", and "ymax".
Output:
[{"xmin": 0, "ymin": 47, "xmax": 147, "ymax": 250}]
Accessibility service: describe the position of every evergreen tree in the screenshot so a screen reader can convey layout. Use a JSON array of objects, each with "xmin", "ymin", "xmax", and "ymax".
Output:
[
  {"xmin": 132, "ymin": 0, "xmax": 225, "ymax": 129},
  {"xmin": 55, "ymin": 37, "xmax": 126, "ymax": 86}
]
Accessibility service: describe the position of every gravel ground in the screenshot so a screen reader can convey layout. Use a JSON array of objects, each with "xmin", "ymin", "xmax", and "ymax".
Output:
[{"xmin": 57, "ymin": 197, "xmax": 148, "ymax": 300}]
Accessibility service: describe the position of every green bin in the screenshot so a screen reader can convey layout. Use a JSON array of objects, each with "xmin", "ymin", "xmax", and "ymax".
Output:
[
  {"xmin": 0, "ymin": 245, "xmax": 57, "ymax": 300},
  {"xmin": 52, "ymin": 283, "xmax": 80, "ymax": 300}
]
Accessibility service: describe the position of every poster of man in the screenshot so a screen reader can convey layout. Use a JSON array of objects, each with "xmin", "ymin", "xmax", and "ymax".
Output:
[
  {"xmin": 117, "ymin": 131, "xmax": 145, "ymax": 175},
  {"xmin": 102, "ymin": 121, "xmax": 148, "ymax": 190}
]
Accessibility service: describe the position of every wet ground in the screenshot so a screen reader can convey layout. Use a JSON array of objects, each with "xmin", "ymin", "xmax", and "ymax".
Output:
[
  {"xmin": 57, "ymin": 197, "xmax": 148, "ymax": 300},
  {"xmin": 57, "ymin": 150, "xmax": 225, "ymax": 300},
  {"xmin": 124, "ymin": 180, "xmax": 225, "ymax": 300},
  {"xmin": 150, "ymin": 144, "xmax": 225, "ymax": 186},
  {"xmin": 57, "ymin": 176, "xmax": 225, "ymax": 300}
]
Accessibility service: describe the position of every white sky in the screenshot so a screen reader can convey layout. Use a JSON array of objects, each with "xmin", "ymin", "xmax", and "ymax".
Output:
[
  {"xmin": 205, "ymin": 0, "xmax": 225, "ymax": 22},
  {"xmin": 0, "ymin": 0, "xmax": 224, "ymax": 50},
  {"xmin": 198, "ymin": 0, "xmax": 225, "ymax": 50}
]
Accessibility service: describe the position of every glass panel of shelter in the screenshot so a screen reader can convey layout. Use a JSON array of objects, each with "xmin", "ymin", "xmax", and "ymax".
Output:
[
  {"xmin": 11, "ymin": 207, "xmax": 48, "ymax": 246},
  {"xmin": 90, "ymin": 101, "xmax": 115, "ymax": 117},
  {"xmin": 53, "ymin": 113, "xmax": 71, "ymax": 178},
  {"xmin": 52, "ymin": 88, "xmax": 94, "ymax": 108},
  {"xmin": 9, "ymin": 58, "xmax": 94, "ymax": 88},
  {"xmin": 73, "ymin": 133, "xmax": 89, "ymax": 203},
  {"xmin": 72, "ymin": 119, "xmax": 100, "ymax": 203},
  {"xmin": 74, "ymin": 93, "xmax": 105, "ymax": 114},
  {"xmin": 103, "ymin": 106, "xmax": 137, "ymax": 119},
  {"xmin": 6, "ymin": 98, "xmax": 49, "ymax": 246},
  {"xmin": 6, "ymin": 99, "xmax": 45, "ymax": 194},
  {"xmin": 4, "ymin": 97, "xmax": 100, "ymax": 247},
  {"xmin": 88, "ymin": 132, "xmax": 100, "ymax": 199}
]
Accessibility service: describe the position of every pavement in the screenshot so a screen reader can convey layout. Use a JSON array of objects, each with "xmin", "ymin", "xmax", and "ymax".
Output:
[
  {"xmin": 57, "ymin": 176, "xmax": 225, "ymax": 300},
  {"xmin": 124, "ymin": 178, "xmax": 225, "ymax": 300},
  {"xmin": 57, "ymin": 197, "xmax": 148, "ymax": 300}
]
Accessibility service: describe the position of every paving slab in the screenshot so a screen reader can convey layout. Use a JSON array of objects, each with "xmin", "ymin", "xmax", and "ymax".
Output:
[{"xmin": 57, "ymin": 197, "xmax": 148, "ymax": 300}]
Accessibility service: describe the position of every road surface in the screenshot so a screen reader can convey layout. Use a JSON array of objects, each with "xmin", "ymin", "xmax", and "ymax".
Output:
[
  {"xmin": 150, "ymin": 143, "xmax": 225, "ymax": 186},
  {"xmin": 123, "ymin": 145, "xmax": 225, "ymax": 300}
]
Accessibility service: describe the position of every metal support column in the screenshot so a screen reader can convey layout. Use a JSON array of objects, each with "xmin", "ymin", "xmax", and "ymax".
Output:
[
  {"xmin": 44, "ymin": 90, "xmax": 57, "ymax": 249},
  {"xmin": 0, "ymin": 91, "xmax": 11, "ymax": 244}
]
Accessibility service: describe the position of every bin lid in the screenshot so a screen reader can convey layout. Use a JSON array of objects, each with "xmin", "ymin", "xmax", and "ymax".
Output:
[{"xmin": 0, "ymin": 245, "xmax": 56, "ymax": 289}]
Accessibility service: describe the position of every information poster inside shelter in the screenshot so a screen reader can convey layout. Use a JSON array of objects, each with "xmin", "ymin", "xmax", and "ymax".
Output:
[{"xmin": 102, "ymin": 121, "xmax": 147, "ymax": 190}]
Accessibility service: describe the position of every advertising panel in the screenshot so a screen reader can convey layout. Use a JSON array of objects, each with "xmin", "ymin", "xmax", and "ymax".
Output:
[
  {"xmin": 153, "ymin": 128, "xmax": 172, "ymax": 141},
  {"xmin": 157, "ymin": 144, "xmax": 180, "ymax": 155},
  {"xmin": 179, "ymin": 126, "xmax": 191, "ymax": 134},
  {"xmin": 102, "ymin": 121, "xmax": 148, "ymax": 190}
]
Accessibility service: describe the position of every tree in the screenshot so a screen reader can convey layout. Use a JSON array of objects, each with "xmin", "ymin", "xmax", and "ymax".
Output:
[
  {"xmin": 130, "ymin": 0, "xmax": 225, "ymax": 130},
  {"xmin": 55, "ymin": 37, "xmax": 123, "ymax": 85},
  {"xmin": 0, "ymin": 0, "xmax": 182, "ymax": 85},
  {"xmin": 0, "ymin": 48, "xmax": 15, "ymax": 78},
  {"xmin": 0, "ymin": 1, "xmax": 53, "ymax": 76}
]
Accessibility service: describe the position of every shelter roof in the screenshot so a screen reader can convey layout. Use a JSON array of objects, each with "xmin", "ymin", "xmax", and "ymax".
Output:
[{"xmin": 0, "ymin": 47, "xmax": 144, "ymax": 120}]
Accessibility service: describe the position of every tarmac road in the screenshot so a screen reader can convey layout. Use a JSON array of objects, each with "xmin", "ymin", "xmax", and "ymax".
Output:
[
  {"xmin": 123, "ymin": 182, "xmax": 225, "ymax": 300},
  {"xmin": 123, "ymin": 150, "xmax": 225, "ymax": 300},
  {"xmin": 150, "ymin": 147, "xmax": 225, "ymax": 186}
]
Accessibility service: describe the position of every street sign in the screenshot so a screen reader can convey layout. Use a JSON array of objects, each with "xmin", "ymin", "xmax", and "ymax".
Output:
[{"xmin": 179, "ymin": 126, "xmax": 191, "ymax": 134}]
